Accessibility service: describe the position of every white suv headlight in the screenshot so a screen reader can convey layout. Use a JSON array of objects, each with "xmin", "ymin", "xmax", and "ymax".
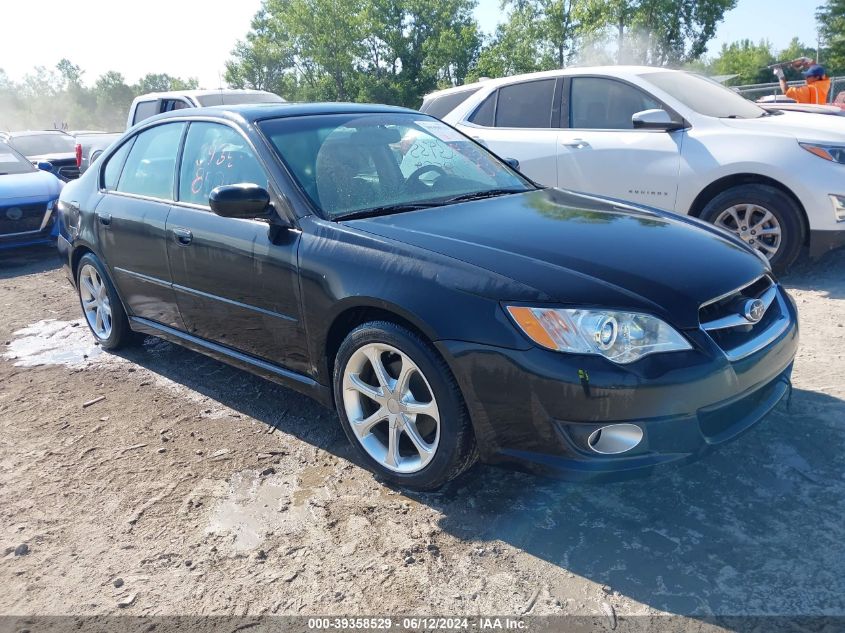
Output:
[
  {"xmin": 506, "ymin": 306, "xmax": 691, "ymax": 364},
  {"xmin": 799, "ymin": 142, "xmax": 845, "ymax": 165}
]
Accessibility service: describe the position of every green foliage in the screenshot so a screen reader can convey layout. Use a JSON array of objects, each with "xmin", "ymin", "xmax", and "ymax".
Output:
[
  {"xmin": 711, "ymin": 39, "xmax": 775, "ymax": 84},
  {"xmin": 0, "ymin": 61, "xmax": 200, "ymax": 132},
  {"xmin": 584, "ymin": 0, "xmax": 737, "ymax": 65},
  {"xmin": 818, "ymin": 0, "xmax": 845, "ymax": 74},
  {"xmin": 225, "ymin": 0, "xmax": 482, "ymax": 107}
]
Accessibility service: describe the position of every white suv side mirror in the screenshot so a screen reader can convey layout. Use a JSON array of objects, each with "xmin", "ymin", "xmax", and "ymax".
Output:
[{"xmin": 632, "ymin": 109, "xmax": 684, "ymax": 131}]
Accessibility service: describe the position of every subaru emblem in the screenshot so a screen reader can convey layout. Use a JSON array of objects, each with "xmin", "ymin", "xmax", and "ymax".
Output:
[
  {"xmin": 6, "ymin": 207, "xmax": 23, "ymax": 221},
  {"xmin": 743, "ymin": 298, "xmax": 766, "ymax": 323}
]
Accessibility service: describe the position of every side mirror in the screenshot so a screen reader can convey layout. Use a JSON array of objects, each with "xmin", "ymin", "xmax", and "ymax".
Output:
[
  {"xmin": 504, "ymin": 157, "xmax": 520, "ymax": 171},
  {"xmin": 209, "ymin": 184, "xmax": 272, "ymax": 219},
  {"xmin": 36, "ymin": 161, "xmax": 53, "ymax": 172},
  {"xmin": 632, "ymin": 109, "xmax": 684, "ymax": 131}
]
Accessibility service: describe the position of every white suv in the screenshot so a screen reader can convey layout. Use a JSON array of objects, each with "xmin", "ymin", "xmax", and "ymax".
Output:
[{"xmin": 424, "ymin": 66, "xmax": 845, "ymax": 271}]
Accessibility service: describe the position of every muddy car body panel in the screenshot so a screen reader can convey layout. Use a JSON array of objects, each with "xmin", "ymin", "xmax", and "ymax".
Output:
[{"xmin": 57, "ymin": 104, "xmax": 799, "ymax": 482}]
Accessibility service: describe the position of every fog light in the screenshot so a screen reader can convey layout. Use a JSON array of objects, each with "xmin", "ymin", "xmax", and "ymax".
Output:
[
  {"xmin": 587, "ymin": 423, "xmax": 643, "ymax": 455},
  {"xmin": 831, "ymin": 195, "xmax": 845, "ymax": 222}
]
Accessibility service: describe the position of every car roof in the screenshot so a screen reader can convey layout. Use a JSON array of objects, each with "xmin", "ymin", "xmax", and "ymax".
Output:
[
  {"xmin": 149, "ymin": 101, "xmax": 421, "ymax": 124},
  {"xmin": 5, "ymin": 130, "xmax": 71, "ymax": 137},
  {"xmin": 423, "ymin": 65, "xmax": 678, "ymax": 99},
  {"xmin": 133, "ymin": 88, "xmax": 282, "ymax": 100}
]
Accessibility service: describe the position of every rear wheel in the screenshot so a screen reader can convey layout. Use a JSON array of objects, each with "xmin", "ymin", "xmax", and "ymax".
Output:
[
  {"xmin": 699, "ymin": 184, "xmax": 804, "ymax": 274},
  {"xmin": 333, "ymin": 321, "xmax": 477, "ymax": 490},
  {"xmin": 76, "ymin": 253, "xmax": 135, "ymax": 350}
]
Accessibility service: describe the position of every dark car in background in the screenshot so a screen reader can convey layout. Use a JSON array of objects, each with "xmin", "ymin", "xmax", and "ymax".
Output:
[
  {"xmin": 1, "ymin": 130, "xmax": 79, "ymax": 181},
  {"xmin": 1, "ymin": 141, "xmax": 63, "ymax": 250},
  {"xmin": 58, "ymin": 104, "xmax": 798, "ymax": 489}
]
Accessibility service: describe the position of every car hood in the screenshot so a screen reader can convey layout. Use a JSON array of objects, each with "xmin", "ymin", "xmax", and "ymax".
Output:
[
  {"xmin": 721, "ymin": 111, "xmax": 845, "ymax": 142},
  {"xmin": 0, "ymin": 170, "xmax": 62, "ymax": 202},
  {"xmin": 345, "ymin": 189, "xmax": 767, "ymax": 329}
]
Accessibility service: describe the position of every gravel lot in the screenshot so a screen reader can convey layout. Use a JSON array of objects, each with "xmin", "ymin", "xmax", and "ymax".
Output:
[{"xmin": 1, "ymin": 245, "xmax": 844, "ymax": 622}]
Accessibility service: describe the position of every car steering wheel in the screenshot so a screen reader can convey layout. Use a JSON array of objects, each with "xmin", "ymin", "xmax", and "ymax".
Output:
[{"xmin": 404, "ymin": 165, "xmax": 448, "ymax": 191}]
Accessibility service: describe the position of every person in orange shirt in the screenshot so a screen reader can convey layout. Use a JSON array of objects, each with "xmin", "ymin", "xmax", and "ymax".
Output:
[{"xmin": 774, "ymin": 64, "xmax": 831, "ymax": 104}]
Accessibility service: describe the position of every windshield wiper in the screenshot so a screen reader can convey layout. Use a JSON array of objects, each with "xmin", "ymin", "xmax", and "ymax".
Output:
[
  {"xmin": 442, "ymin": 188, "xmax": 527, "ymax": 204},
  {"xmin": 336, "ymin": 202, "xmax": 442, "ymax": 221}
]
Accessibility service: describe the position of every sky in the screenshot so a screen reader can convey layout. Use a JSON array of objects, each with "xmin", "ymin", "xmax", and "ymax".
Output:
[{"xmin": 0, "ymin": 0, "xmax": 822, "ymax": 90}]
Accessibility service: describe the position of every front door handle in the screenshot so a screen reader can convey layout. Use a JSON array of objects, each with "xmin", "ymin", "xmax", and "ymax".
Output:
[
  {"xmin": 172, "ymin": 227, "xmax": 193, "ymax": 245},
  {"xmin": 561, "ymin": 139, "xmax": 591, "ymax": 149},
  {"xmin": 96, "ymin": 211, "xmax": 112, "ymax": 226}
]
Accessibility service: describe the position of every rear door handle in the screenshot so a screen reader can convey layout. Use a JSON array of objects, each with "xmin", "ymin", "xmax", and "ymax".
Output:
[
  {"xmin": 172, "ymin": 227, "xmax": 193, "ymax": 245},
  {"xmin": 561, "ymin": 139, "xmax": 591, "ymax": 149},
  {"xmin": 96, "ymin": 211, "xmax": 112, "ymax": 226}
]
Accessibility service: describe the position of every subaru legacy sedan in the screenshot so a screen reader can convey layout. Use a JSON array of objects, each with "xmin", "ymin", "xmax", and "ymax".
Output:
[{"xmin": 57, "ymin": 104, "xmax": 798, "ymax": 489}]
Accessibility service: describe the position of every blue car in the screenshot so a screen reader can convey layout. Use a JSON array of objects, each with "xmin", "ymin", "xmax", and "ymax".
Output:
[{"xmin": 0, "ymin": 141, "xmax": 63, "ymax": 251}]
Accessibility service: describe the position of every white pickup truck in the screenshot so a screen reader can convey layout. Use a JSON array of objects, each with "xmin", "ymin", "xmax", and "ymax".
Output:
[
  {"xmin": 425, "ymin": 66, "xmax": 845, "ymax": 271},
  {"xmin": 76, "ymin": 89, "xmax": 284, "ymax": 175}
]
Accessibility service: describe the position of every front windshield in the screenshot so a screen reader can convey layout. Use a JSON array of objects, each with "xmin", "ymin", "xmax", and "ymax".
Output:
[
  {"xmin": 0, "ymin": 142, "xmax": 36, "ymax": 175},
  {"xmin": 640, "ymin": 71, "xmax": 766, "ymax": 119},
  {"xmin": 259, "ymin": 113, "xmax": 533, "ymax": 219},
  {"xmin": 10, "ymin": 133, "xmax": 75, "ymax": 156}
]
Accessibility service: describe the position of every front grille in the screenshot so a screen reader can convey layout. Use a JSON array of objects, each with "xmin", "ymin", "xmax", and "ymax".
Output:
[
  {"xmin": 0, "ymin": 203, "xmax": 48, "ymax": 236},
  {"xmin": 698, "ymin": 372, "xmax": 788, "ymax": 441},
  {"xmin": 699, "ymin": 276, "xmax": 790, "ymax": 361}
]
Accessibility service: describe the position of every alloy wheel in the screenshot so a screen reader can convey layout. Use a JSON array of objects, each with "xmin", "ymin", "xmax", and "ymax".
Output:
[
  {"xmin": 79, "ymin": 264, "xmax": 112, "ymax": 340},
  {"xmin": 714, "ymin": 203, "xmax": 782, "ymax": 260},
  {"xmin": 342, "ymin": 343, "xmax": 440, "ymax": 473}
]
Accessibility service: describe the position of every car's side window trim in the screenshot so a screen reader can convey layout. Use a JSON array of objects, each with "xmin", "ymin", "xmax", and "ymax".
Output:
[
  {"xmin": 173, "ymin": 122, "xmax": 191, "ymax": 203},
  {"xmin": 559, "ymin": 77, "xmax": 571, "ymax": 128},
  {"xmin": 551, "ymin": 78, "xmax": 564, "ymax": 128},
  {"xmin": 566, "ymin": 75, "xmax": 688, "ymax": 132}
]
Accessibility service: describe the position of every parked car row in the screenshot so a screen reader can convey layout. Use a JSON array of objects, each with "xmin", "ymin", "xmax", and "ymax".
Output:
[
  {"xmin": 423, "ymin": 66, "xmax": 845, "ymax": 272},
  {"xmin": 1, "ymin": 89, "xmax": 284, "ymax": 250}
]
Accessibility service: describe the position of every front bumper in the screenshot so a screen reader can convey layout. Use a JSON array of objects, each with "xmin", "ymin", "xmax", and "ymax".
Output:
[
  {"xmin": 436, "ymin": 291, "xmax": 799, "ymax": 482},
  {"xmin": 809, "ymin": 229, "xmax": 845, "ymax": 259},
  {"xmin": 0, "ymin": 209, "xmax": 59, "ymax": 251}
]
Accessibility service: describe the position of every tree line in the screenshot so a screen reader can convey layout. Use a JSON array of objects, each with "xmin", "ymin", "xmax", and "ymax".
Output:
[
  {"xmin": 0, "ymin": 61, "xmax": 198, "ymax": 132},
  {"xmin": 224, "ymin": 0, "xmax": 741, "ymax": 107}
]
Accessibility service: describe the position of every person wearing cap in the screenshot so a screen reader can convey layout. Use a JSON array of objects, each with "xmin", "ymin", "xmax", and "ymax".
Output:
[{"xmin": 774, "ymin": 63, "xmax": 831, "ymax": 104}]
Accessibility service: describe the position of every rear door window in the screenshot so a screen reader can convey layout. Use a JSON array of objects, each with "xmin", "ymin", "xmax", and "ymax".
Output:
[
  {"xmin": 420, "ymin": 88, "xmax": 480, "ymax": 119},
  {"xmin": 132, "ymin": 100, "xmax": 160, "ymax": 125},
  {"xmin": 116, "ymin": 123, "xmax": 185, "ymax": 200},
  {"xmin": 494, "ymin": 79, "xmax": 556, "ymax": 128},
  {"xmin": 570, "ymin": 77, "xmax": 661, "ymax": 129},
  {"xmin": 178, "ymin": 122, "xmax": 268, "ymax": 206}
]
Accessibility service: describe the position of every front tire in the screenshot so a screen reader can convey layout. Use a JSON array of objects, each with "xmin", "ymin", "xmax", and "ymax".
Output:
[
  {"xmin": 699, "ymin": 184, "xmax": 805, "ymax": 274},
  {"xmin": 76, "ymin": 253, "xmax": 134, "ymax": 350},
  {"xmin": 333, "ymin": 321, "xmax": 477, "ymax": 490}
]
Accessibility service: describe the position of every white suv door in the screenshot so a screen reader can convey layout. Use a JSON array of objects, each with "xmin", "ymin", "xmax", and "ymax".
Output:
[
  {"xmin": 557, "ymin": 77, "xmax": 684, "ymax": 212},
  {"xmin": 459, "ymin": 78, "xmax": 562, "ymax": 186}
]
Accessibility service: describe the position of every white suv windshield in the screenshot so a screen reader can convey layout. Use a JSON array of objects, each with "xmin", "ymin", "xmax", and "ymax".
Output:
[{"xmin": 640, "ymin": 71, "xmax": 766, "ymax": 119}]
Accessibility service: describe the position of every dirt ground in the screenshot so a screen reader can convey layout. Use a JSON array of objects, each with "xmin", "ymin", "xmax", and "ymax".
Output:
[{"xmin": 1, "ymin": 245, "xmax": 844, "ymax": 622}]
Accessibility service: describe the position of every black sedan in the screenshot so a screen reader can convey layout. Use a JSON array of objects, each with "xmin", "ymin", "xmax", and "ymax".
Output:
[{"xmin": 57, "ymin": 103, "xmax": 798, "ymax": 489}]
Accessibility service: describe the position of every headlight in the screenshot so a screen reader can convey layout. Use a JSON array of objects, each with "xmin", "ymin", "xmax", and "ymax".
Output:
[
  {"xmin": 506, "ymin": 306, "xmax": 691, "ymax": 364},
  {"xmin": 799, "ymin": 142, "xmax": 845, "ymax": 164}
]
